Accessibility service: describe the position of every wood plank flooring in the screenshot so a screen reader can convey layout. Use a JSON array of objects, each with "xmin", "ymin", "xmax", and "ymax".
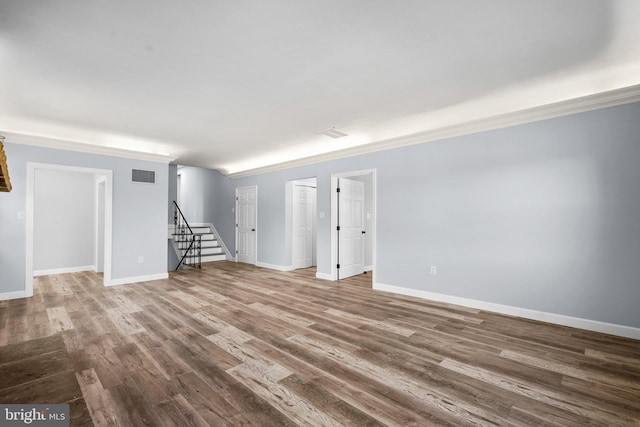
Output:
[{"xmin": 1, "ymin": 261, "xmax": 639, "ymax": 426}]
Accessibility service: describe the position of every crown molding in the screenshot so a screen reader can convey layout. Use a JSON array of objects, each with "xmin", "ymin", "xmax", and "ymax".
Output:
[
  {"xmin": 228, "ymin": 84, "xmax": 640, "ymax": 178},
  {"xmin": 1, "ymin": 131, "xmax": 176, "ymax": 164}
]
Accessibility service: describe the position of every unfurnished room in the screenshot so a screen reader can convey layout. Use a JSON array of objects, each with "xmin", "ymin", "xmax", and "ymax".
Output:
[{"xmin": 1, "ymin": 1, "xmax": 639, "ymax": 426}]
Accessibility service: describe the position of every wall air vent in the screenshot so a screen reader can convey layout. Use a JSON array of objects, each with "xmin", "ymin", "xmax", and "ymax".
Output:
[
  {"xmin": 316, "ymin": 127, "xmax": 349, "ymax": 139},
  {"xmin": 132, "ymin": 169, "xmax": 155, "ymax": 184}
]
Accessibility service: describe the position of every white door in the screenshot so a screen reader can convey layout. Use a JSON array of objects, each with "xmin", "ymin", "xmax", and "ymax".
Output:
[
  {"xmin": 236, "ymin": 186, "xmax": 257, "ymax": 264},
  {"xmin": 338, "ymin": 178, "xmax": 364, "ymax": 278},
  {"xmin": 293, "ymin": 185, "xmax": 314, "ymax": 269}
]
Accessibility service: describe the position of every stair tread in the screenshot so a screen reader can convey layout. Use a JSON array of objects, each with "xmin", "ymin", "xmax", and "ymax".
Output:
[
  {"xmin": 171, "ymin": 221, "xmax": 227, "ymax": 269},
  {"xmin": 177, "ymin": 241, "xmax": 219, "ymax": 246}
]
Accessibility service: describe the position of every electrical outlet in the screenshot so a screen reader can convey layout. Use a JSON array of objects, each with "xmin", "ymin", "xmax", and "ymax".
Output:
[
  {"xmin": 138, "ymin": 256, "xmax": 144, "ymax": 264},
  {"xmin": 430, "ymin": 265, "xmax": 437, "ymax": 275}
]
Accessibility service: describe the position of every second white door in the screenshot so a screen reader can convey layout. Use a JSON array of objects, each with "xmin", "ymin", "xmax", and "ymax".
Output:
[
  {"xmin": 293, "ymin": 184, "xmax": 316, "ymax": 269},
  {"xmin": 338, "ymin": 178, "xmax": 364, "ymax": 279},
  {"xmin": 236, "ymin": 186, "xmax": 257, "ymax": 265}
]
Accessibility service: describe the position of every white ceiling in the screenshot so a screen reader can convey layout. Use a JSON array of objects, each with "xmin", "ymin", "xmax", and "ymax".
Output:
[{"xmin": 1, "ymin": 1, "xmax": 639, "ymax": 175}]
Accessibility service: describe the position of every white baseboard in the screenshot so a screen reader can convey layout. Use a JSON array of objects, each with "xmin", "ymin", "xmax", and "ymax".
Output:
[
  {"xmin": 106, "ymin": 273, "xmax": 169, "ymax": 287},
  {"xmin": 364, "ymin": 265, "xmax": 373, "ymax": 272},
  {"xmin": 315, "ymin": 272, "xmax": 333, "ymax": 281},
  {"xmin": 373, "ymin": 282, "xmax": 640, "ymax": 340},
  {"xmin": 256, "ymin": 262, "xmax": 294, "ymax": 272},
  {"xmin": 0, "ymin": 290, "xmax": 30, "ymax": 301},
  {"xmin": 33, "ymin": 265, "xmax": 96, "ymax": 277}
]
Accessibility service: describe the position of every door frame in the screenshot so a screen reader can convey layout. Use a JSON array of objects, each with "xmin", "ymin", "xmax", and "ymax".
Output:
[
  {"xmin": 290, "ymin": 178, "xmax": 317, "ymax": 269},
  {"xmin": 235, "ymin": 185, "xmax": 258, "ymax": 265},
  {"xmin": 330, "ymin": 169, "xmax": 376, "ymax": 283},
  {"xmin": 95, "ymin": 177, "xmax": 106, "ymax": 273},
  {"xmin": 26, "ymin": 162, "xmax": 113, "ymax": 296}
]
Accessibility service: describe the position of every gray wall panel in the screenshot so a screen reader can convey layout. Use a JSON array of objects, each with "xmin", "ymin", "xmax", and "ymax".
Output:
[
  {"xmin": 0, "ymin": 143, "xmax": 169, "ymax": 293},
  {"xmin": 33, "ymin": 169, "xmax": 95, "ymax": 271},
  {"xmin": 212, "ymin": 102, "xmax": 640, "ymax": 327}
]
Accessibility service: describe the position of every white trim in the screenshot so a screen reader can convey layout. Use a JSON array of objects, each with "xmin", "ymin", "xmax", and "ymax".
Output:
[
  {"xmin": 204, "ymin": 222, "xmax": 233, "ymax": 260},
  {"xmin": 364, "ymin": 265, "xmax": 373, "ymax": 272},
  {"xmin": 103, "ymin": 174, "xmax": 113, "ymax": 285},
  {"xmin": 373, "ymin": 282, "xmax": 640, "ymax": 340},
  {"xmin": 315, "ymin": 272, "xmax": 333, "ymax": 281},
  {"xmin": 34, "ymin": 265, "xmax": 95, "ymax": 277},
  {"xmin": 330, "ymin": 176, "xmax": 338, "ymax": 281},
  {"xmin": 4, "ymin": 131, "xmax": 175, "ymax": 163},
  {"xmin": 0, "ymin": 291, "xmax": 29, "ymax": 301},
  {"xmin": 105, "ymin": 273, "xmax": 169, "ymax": 287},
  {"xmin": 94, "ymin": 176, "xmax": 107, "ymax": 274},
  {"xmin": 26, "ymin": 162, "xmax": 113, "ymax": 296},
  {"xmin": 256, "ymin": 262, "xmax": 294, "ymax": 272},
  {"xmin": 330, "ymin": 169, "xmax": 377, "ymax": 284},
  {"xmin": 289, "ymin": 178, "xmax": 318, "ymax": 270},
  {"xmin": 26, "ymin": 164, "xmax": 35, "ymax": 298},
  {"xmin": 228, "ymin": 84, "xmax": 640, "ymax": 178}
]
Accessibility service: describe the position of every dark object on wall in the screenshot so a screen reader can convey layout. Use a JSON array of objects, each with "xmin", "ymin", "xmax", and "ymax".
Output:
[
  {"xmin": 132, "ymin": 169, "xmax": 156, "ymax": 184},
  {"xmin": 0, "ymin": 136, "xmax": 12, "ymax": 192}
]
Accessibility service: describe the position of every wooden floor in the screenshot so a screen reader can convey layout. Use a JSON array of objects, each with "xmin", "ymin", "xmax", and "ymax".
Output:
[{"xmin": 1, "ymin": 262, "xmax": 639, "ymax": 426}]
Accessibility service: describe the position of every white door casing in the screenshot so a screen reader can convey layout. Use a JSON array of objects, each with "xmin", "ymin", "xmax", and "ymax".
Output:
[
  {"xmin": 293, "ymin": 184, "xmax": 315, "ymax": 269},
  {"xmin": 95, "ymin": 178, "xmax": 106, "ymax": 273},
  {"xmin": 26, "ymin": 162, "xmax": 113, "ymax": 296},
  {"xmin": 337, "ymin": 177, "xmax": 365, "ymax": 279},
  {"xmin": 236, "ymin": 186, "xmax": 257, "ymax": 265}
]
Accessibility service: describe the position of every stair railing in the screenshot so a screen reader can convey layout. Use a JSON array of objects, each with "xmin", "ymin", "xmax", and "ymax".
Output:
[{"xmin": 173, "ymin": 201, "xmax": 202, "ymax": 270}]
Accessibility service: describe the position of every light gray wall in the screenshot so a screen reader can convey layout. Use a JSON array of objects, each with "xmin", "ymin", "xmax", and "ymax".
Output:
[
  {"xmin": 0, "ymin": 143, "xmax": 169, "ymax": 294},
  {"xmin": 177, "ymin": 165, "xmax": 235, "ymax": 251},
  {"xmin": 145, "ymin": 102, "xmax": 640, "ymax": 328},
  {"xmin": 177, "ymin": 166, "xmax": 220, "ymax": 223},
  {"xmin": 168, "ymin": 164, "xmax": 178, "ymax": 222},
  {"xmin": 181, "ymin": 102, "xmax": 640, "ymax": 329},
  {"xmin": 167, "ymin": 164, "xmax": 179, "ymax": 270},
  {"xmin": 33, "ymin": 169, "xmax": 95, "ymax": 271},
  {"xmin": 372, "ymin": 104, "xmax": 640, "ymax": 328}
]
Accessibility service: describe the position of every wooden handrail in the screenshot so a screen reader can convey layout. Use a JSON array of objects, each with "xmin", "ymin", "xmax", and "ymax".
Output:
[{"xmin": 0, "ymin": 139, "xmax": 12, "ymax": 192}]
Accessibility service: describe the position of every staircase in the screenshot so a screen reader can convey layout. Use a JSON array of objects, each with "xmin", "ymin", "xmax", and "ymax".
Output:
[
  {"xmin": 171, "ymin": 201, "xmax": 226, "ymax": 270},
  {"xmin": 174, "ymin": 224, "xmax": 225, "ymax": 264}
]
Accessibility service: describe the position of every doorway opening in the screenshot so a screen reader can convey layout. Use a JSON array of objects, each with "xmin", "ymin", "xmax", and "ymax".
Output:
[
  {"xmin": 289, "ymin": 178, "xmax": 317, "ymax": 270},
  {"xmin": 330, "ymin": 169, "xmax": 376, "ymax": 282},
  {"xmin": 26, "ymin": 163, "xmax": 113, "ymax": 296}
]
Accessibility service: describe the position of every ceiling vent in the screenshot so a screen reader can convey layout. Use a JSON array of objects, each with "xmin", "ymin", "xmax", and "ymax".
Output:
[
  {"xmin": 316, "ymin": 127, "xmax": 348, "ymax": 139},
  {"xmin": 132, "ymin": 169, "xmax": 155, "ymax": 184}
]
